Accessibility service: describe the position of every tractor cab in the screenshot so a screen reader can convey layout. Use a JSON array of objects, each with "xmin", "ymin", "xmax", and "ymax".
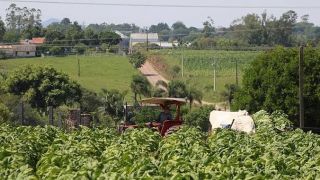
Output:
[{"xmin": 119, "ymin": 97, "xmax": 187, "ymax": 136}]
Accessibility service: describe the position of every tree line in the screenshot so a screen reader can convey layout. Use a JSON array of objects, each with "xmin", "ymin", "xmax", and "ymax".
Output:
[{"xmin": 1, "ymin": 3, "xmax": 320, "ymax": 50}]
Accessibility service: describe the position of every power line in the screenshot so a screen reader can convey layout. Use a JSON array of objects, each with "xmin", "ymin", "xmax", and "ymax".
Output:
[{"xmin": 1, "ymin": 0, "xmax": 320, "ymax": 9}]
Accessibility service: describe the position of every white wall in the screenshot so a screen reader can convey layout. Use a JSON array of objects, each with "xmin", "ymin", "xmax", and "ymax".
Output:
[{"xmin": 16, "ymin": 51, "xmax": 36, "ymax": 57}]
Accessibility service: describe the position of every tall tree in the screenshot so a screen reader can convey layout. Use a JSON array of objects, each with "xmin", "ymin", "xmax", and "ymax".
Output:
[
  {"xmin": 186, "ymin": 87, "xmax": 203, "ymax": 110},
  {"xmin": 100, "ymin": 88, "xmax": 126, "ymax": 120},
  {"xmin": 230, "ymin": 13, "xmax": 264, "ymax": 45},
  {"xmin": 98, "ymin": 31, "xmax": 121, "ymax": 46},
  {"xmin": 233, "ymin": 47, "xmax": 320, "ymax": 127},
  {"xmin": 84, "ymin": 28, "xmax": 99, "ymax": 46},
  {"xmin": 274, "ymin": 10, "xmax": 298, "ymax": 46},
  {"xmin": 6, "ymin": 66, "xmax": 82, "ymax": 112},
  {"xmin": 202, "ymin": 17, "xmax": 215, "ymax": 38},
  {"xmin": 149, "ymin": 23, "xmax": 170, "ymax": 33},
  {"xmin": 131, "ymin": 75, "xmax": 151, "ymax": 102},
  {"xmin": 5, "ymin": 3, "xmax": 42, "ymax": 39},
  {"xmin": 157, "ymin": 80, "xmax": 202, "ymax": 109},
  {"xmin": 0, "ymin": 17, "xmax": 5, "ymax": 41},
  {"xmin": 65, "ymin": 21, "xmax": 84, "ymax": 45},
  {"xmin": 171, "ymin": 21, "xmax": 190, "ymax": 41}
]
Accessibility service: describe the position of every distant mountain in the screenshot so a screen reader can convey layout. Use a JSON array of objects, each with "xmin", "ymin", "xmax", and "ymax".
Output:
[{"xmin": 42, "ymin": 18, "xmax": 60, "ymax": 27}]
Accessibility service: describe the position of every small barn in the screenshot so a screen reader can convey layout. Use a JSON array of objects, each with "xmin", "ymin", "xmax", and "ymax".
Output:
[
  {"xmin": 129, "ymin": 33, "xmax": 159, "ymax": 52},
  {"xmin": 0, "ymin": 44, "xmax": 36, "ymax": 57}
]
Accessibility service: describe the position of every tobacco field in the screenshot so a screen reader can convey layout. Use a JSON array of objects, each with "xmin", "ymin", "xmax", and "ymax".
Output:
[{"xmin": 1, "ymin": 110, "xmax": 320, "ymax": 179}]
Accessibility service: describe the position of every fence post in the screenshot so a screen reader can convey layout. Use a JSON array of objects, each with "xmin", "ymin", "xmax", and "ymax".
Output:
[
  {"xmin": 236, "ymin": 58, "xmax": 239, "ymax": 86},
  {"xmin": 181, "ymin": 55, "xmax": 184, "ymax": 78},
  {"xmin": 77, "ymin": 54, "xmax": 80, "ymax": 77},
  {"xmin": 213, "ymin": 58, "xmax": 216, "ymax": 91}
]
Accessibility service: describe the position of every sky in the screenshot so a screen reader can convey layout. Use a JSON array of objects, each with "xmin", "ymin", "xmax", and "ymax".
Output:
[{"xmin": 0, "ymin": 0, "xmax": 320, "ymax": 28}]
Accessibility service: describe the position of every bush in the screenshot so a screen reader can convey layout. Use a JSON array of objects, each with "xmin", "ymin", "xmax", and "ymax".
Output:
[
  {"xmin": 233, "ymin": 46, "xmax": 320, "ymax": 127},
  {"xmin": 129, "ymin": 51, "xmax": 147, "ymax": 68},
  {"xmin": 108, "ymin": 45, "xmax": 119, "ymax": 53},
  {"xmin": 74, "ymin": 43, "xmax": 87, "ymax": 54},
  {"xmin": 170, "ymin": 65, "xmax": 181, "ymax": 78},
  {"xmin": 184, "ymin": 106, "xmax": 214, "ymax": 132},
  {"xmin": 80, "ymin": 88, "xmax": 102, "ymax": 113},
  {"xmin": 49, "ymin": 46, "xmax": 64, "ymax": 56},
  {"xmin": 0, "ymin": 50, "xmax": 7, "ymax": 60},
  {"xmin": 0, "ymin": 102, "xmax": 11, "ymax": 123},
  {"xmin": 100, "ymin": 43, "xmax": 109, "ymax": 52}
]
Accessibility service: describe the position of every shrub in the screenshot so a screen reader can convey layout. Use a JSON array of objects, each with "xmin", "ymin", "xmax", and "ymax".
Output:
[
  {"xmin": 233, "ymin": 46, "xmax": 320, "ymax": 127},
  {"xmin": 74, "ymin": 43, "xmax": 87, "ymax": 54},
  {"xmin": 0, "ymin": 50, "xmax": 7, "ymax": 60},
  {"xmin": 184, "ymin": 105, "xmax": 214, "ymax": 132},
  {"xmin": 129, "ymin": 51, "xmax": 147, "ymax": 68}
]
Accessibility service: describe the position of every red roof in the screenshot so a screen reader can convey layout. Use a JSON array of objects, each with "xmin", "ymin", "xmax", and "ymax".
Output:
[{"xmin": 31, "ymin": 37, "xmax": 46, "ymax": 44}]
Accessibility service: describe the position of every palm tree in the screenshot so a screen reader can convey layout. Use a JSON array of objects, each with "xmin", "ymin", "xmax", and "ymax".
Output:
[
  {"xmin": 155, "ymin": 80, "xmax": 203, "ymax": 109},
  {"xmin": 168, "ymin": 80, "xmax": 188, "ymax": 98},
  {"xmin": 131, "ymin": 75, "xmax": 151, "ymax": 102},
  {"xmin": 100, "ymin": 88, "xmax": 127, "ymax": 120},
  {"xmin": 220, "ymin": 84, "xmax": 239, "ymax": 107},
  {"xmin": 186, "ymin": 87, "xmax": 203, "ymax": 110}
]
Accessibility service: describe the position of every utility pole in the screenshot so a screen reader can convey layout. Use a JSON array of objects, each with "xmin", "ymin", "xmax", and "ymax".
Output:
[
  {"xmin": 181, "ymin": 54, "xmax": 184, "ymax": 78},
  {"xmin": 299, "ymin": 46, "xmax": 305, "ymax": 128},
  {"xmin": 213, "ymin": 59, "xmax": 216, "ymax": 91},
  {"xmin": 235, "ymin": 58, "xmax": 239, "ymax": 86},
  {"xmin": 146, "ymin": 27, "xmax": 149, "ymax": 52},
  {"xmin": 77, "ymin": 54, "xmax": 80, "ymax": 77}
]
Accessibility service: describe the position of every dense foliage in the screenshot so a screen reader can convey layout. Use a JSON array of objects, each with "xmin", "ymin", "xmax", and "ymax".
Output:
[
  {"xmin": 128, "ymin": 52, "xmax": 147, "ymax": 69},
  {"xmin": 1, "ymin": 111, "xmax": 320, "ymax": 179},
  {"xmin": 233, "ymin": 47, "xmax": 320, "ymax": 127},
  {"xmin": 131, "ymin": 75, "xmax": 151, "ymax": 102},
  {"xmin": 184, "ymin": 106, "xmax": 213, "ymax": 131},
  {"xmin": 5, "ymin": 66, "xmax": 82, "ymax": 111}
]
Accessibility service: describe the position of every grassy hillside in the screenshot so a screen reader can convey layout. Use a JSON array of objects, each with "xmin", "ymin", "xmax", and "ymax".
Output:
[
  {"xmin": 148, "ymin": 49, "xmax": 262, "ymax": 102},
  {"xmin": 0, "ymin": 55, "xmax": 138, "ymax": 101}
]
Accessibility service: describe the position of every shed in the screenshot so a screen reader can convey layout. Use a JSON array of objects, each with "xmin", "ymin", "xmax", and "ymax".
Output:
[
  {"xmin": 129, "ymin": 33, "xmax": 159, "ymax": 52},
  {"xmin": 0, "ymin": 44, "xmax": 36, "ymax": 57}
]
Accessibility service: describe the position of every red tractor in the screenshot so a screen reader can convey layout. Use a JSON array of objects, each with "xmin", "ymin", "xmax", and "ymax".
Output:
[{"xmin": 118, "ymin": 97, "xmax": 187, "ymax": 136}]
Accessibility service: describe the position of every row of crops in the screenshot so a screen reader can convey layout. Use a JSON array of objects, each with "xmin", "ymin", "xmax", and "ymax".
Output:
[
  {"xmin": 1, "ymin": 111, "xmax": 320, "ymax": 179},
  {"xmin": 161, "ymin": 50, "xmax": 260, "ymax": 71},
  {"xmin": 180, "ymin": 52, "xmax": 260, "ymax": 77}
]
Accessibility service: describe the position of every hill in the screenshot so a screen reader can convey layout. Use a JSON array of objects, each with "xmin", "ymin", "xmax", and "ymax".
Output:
[{"xmin": 0, "ymin": 55, "xmax": 138, "ymax": 101}]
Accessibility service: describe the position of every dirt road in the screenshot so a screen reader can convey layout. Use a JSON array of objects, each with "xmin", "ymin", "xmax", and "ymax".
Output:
[
  {"xmin": 139, "ymin": 61, "xmax": 168, "ymax": 89},
  {"xmin": 139, "ymin": 61, "xmax": 220, "ymax": 106}
]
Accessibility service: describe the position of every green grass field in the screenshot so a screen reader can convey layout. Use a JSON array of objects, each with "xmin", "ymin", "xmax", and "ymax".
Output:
[
  {"xmin": 149, "ymin": 49, "xmax": 262, "ymax": 102},
  {"xmin": 0, "ymin": 54, "xmax": 138, "ymax": 101}
]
